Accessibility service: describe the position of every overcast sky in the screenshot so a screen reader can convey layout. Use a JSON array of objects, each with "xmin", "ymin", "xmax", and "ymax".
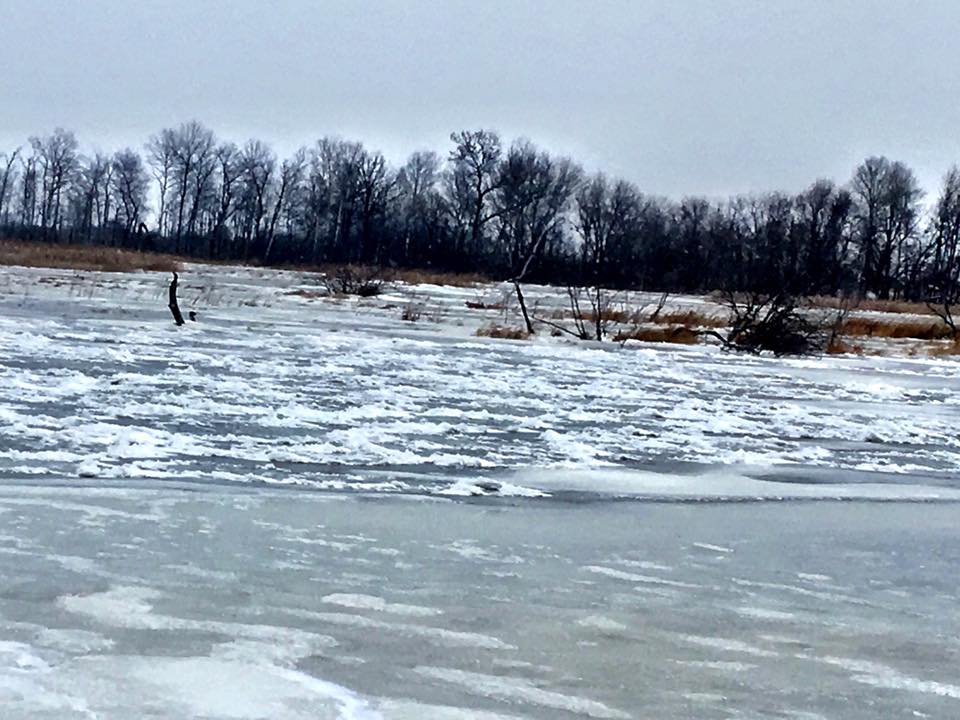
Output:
[{"xmin": 1, "ymin": 0, "xmax": 959, "ymax": 199}]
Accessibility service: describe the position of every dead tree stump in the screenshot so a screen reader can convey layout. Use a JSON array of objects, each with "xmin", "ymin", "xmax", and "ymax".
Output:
[{"xmin": 168, "ymin": 272, "xmax": 185, "ymax": 326}]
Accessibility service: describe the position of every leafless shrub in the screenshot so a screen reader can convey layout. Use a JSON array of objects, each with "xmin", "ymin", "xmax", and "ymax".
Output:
[
  {"xmin": 319, "ymin": 264, "xmax": 389, "ymax": 297},
  {"xmin": 476, "ymin": 323, "xmax": 530, "ymax": 340},
  {"xmin": 401, "ymin": 304, "xmax": 422, "ymax": 322},
  {"xmin": 530, "ymin": 287, "xmax": 594, "ymax": 340},
  {"xmin": 708, "ymin": 291, "xmax": 825, "ymax": 356},
  {"xmin": 532, "ymin": 287, "xmax": 637, "ymax": 341},
  {"xmin": 927, "ymin": 296, "xmax": 958, "ymax": 340}
]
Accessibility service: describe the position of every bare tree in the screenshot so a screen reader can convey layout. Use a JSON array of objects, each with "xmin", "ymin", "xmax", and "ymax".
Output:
[
  {"xmin": 851, "ymin": 157, "xmax": 923, "ymax": 299},
  {"xmin": 926, "ymin": 167, "xmax": 960, "ymax": 337},
  {"xmin": 446, "ymin": 130, "xmax": 503, "ymax": 264},
  {"xmin": 209, "ymin": 142, "xmax": 240, "ymax": 257},
  {"xmin": 18, "ymin": 154, "xmax": 38, "ymax": 228},
  {"xmin": 186, "ymin": 139, "xmax": 218, "ymax": 238},
  {"xmin": 395, "ymin": 151, "xmax": 443, "ymax": 264},
  {"xmin": 264, "ymin": 148, "xmax": 307, "ymax": 263},
  {"xmin": 0, "ymin": 147, "xmax": 21, "ymax": 226},
  {"xmin": 73, "ymin": 152, "xmax": 113, "ymax": 241},
  {"xmin": 299, "ymin": 137, "xmax": 366, "ymax": 262},
  {"xmin": 29, "ymin": 128, "xmax": 80, "ymax": 234},
  {"xmin": 167, "ymin": 121, "xmax": 216, "ymax": 250},
  {"xmin": 111, "ymin": 148, "xmax": 150, "ymax": 237},
  {"xmin": 236, "ymin": 139, "xmax": 276, "ymax": 257},
  {"xmin": 495, "ymin": 140, "xmax": 582, "ymax": 333},
  {"xmin": 146, "ymin": 128, "xmax": 176, "ymax": 236},
  {"xmin": 575, "ymin": 174, "xmax": 644, "ymax": 340},
  {"xmin": 794, "ymin": 179, "xmax": 854, "ymax": 294},
  {"xmin": 356, "ymin": 150, "xmax": 394, "ymax": 264}
]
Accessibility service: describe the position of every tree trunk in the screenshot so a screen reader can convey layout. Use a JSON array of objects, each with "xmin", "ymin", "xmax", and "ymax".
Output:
[
  {"xmin": 168, "ymin": 272, "xmax": 185, "ymax": 326},
  {"xmin": 513, "ymin": 280, "xmax": 534, "ymax": 335},
  {"xmin": 594, "ymin": 285, "xmax": 603, "ymax": 341}
]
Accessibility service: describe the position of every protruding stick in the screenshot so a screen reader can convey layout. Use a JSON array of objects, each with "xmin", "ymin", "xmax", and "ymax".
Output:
[{"xmin": 168, "ymin": 272, "xmax": 185, "ymax": 326}]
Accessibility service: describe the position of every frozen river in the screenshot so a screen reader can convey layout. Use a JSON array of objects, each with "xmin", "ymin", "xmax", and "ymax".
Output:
[
  {"xmin": 1, "ymin": 485, "xmax": 958, "ymax": 719},
  {"xmin": 1, "ymin": 264, "xmax": 959, "ymax": 718}
]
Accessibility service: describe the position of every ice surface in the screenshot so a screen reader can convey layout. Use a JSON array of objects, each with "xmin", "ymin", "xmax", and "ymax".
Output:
[
  {"xmin": 413, "ymin": 667, "xmax": 631, "ymax": 719},
  {"xmin": 320, "ymin": 594, "xmax": 442, "ymax": 617},
  {"xmin": 0, "ymin": 486, "xmax": 957, "ymax": 719},
  {"xmin": 2, "ymin": 264, "xmax": 960, "ymax": 496},
  {"xmin": 1, "ymin": 265, "xmax": 959, "ymax": 718}
]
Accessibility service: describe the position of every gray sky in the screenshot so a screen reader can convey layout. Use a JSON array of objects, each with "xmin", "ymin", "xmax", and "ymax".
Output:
[{"xmin": 1, "ymin": 0, "xmax": 959, "ymax": 199}]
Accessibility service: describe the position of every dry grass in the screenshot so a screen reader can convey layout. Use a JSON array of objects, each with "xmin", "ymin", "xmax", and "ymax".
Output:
[
  {"xmin": 550, "ymin": 308, "xmax": 622, "ymax": 323},
  {"xmin": 809, "ymin": 295, "xmax": 933, "ymax": 315},
  {"xmin": 475, "ymin": 323, "xmax": 530, "ymax": 340},
  {"xmin": 612, "ymin": 325, "xmax": 700, "ymax": 345},
  {"xmin": 0, "ymin": 239, "xmax": 181, "ymax": 273},
  {"xmin": 924, "ymin": 338, "xmax": 960, "ymax": 357},
  {"xmin": 651, "ymin": 309, "xmax": 729, "ymax": 328},
  {"xmin": 589, "ymin": 307, "xmax": 633, "ymax": 323},
  {"xmin": 838, "ymin": 316, "xmax": 953, "ymax": 340},
  {"xmin": 304, "ymin": 264, "xmax": 487, "ymax": 290},
  {"xmin": 825, "ymin": 338, "xmax": 866, "ymax": 355},
  {"xmin": 393, "ymin": 268, "xmax": 489, "ymax": 287},
  {"xmin": 547, "ymin": 307, "xmax": 630, "ymax": 322},
  {"xmin": 552, "ymin": 306, "xmax": 728, "ymax": 329}
]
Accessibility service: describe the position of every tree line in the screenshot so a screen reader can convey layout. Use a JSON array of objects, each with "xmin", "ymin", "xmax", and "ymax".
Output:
[{"xmin": 1, "ymin": 122, "xmax": 959, "ymax": 308}]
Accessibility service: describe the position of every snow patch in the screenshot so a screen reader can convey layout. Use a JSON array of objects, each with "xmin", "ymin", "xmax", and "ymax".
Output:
[
  {"xmin": 413, "ymin": 666, "xmax": 630, "ymax": 719},
  {"xmin": 321, "ymin": 593, "xmax": 441, "ymax": 617}
]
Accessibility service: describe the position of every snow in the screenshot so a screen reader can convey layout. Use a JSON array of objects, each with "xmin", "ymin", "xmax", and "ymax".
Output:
[
  {"xmin": 692, "ymin": 542, "xmax": 734, "ymax": 554},
  {"xmin": 320, "ymin": 594, "xmax": 442, "ymax": 617},
  {"xmin": 1, "ymin": 263, "xmax": 959, "ymax": 495},
  {"xmin": 412, "ymin": 667, "xmax": 631, "ymax": 719},
  {"xmin": 816, "ymin": 657, "xmax": 960, "ymax": 700},
  {"xmin": 1, "ymin": 264, "xmax": 959, "ymax": 719},
  {"xmin": 577, "ymin": 615, "xmax": 630, "ymax": 633}
]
